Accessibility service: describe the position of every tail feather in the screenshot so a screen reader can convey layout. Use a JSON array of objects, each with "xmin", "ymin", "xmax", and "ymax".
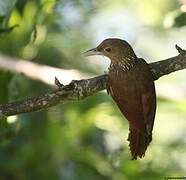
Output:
[{"xmin": 127, "ymin": 125, "xmax": 152, "ymax": 160}]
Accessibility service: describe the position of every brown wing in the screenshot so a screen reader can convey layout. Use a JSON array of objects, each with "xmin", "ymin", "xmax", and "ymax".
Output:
[
  {"xmin": 107, "ymin": 70, "xmax": 146, "ymax": 131},
  {"xmin": 139, "ymin": 59, "xmax": 156, "ymax": 137},
  {"xmin": 107, "ymin": 59, "xmax": 156, "ymax": 159}
]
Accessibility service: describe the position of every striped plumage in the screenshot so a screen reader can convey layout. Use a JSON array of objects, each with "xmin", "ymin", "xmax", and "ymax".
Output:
[{"xmin": 84, "ymin": 38, "xmax": 156, "ymax": 159}]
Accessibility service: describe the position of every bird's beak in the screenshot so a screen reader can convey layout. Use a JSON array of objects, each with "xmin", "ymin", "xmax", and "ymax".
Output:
[{"xmin": 83, "ymin": 48, "xmax": 103, "ymax": 57}]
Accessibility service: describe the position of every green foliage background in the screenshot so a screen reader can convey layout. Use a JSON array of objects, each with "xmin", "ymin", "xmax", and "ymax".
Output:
[{"xmin": 0, "ymin": 0, "xmax": 186, "ymax": 179}]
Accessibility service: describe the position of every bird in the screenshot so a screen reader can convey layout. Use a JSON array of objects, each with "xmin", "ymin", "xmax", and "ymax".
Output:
[{"xmin": 83, "ymin": 38, "xmax": 156, "ymax": 160}]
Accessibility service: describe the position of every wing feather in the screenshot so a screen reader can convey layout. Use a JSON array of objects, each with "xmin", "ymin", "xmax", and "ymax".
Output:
[{"xmin": 107, "ymin": 59, "xmax": 156, "ymax": 159}]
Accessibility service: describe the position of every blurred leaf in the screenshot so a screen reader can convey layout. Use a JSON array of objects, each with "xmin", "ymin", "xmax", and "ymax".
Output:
[
  {"xmin": 0, "ymin": 118, "xmax": 17, "ymax": 146},
  {"xmin": 0, "ymin": 0, "xmax": 17, "ymax": 16},
  {"xmin": 0, "ymin": 0, "xmax": 18, "ymax": 35},
  {"xmin": 0, "ymin": 71, "xmax": 12, "ymax": 103},
  {"xmin": 174, "ymin": 12, "xmax": 186, "ymax": 27},
  {"xmin": 0, "ymin": 24, "xmax": 19, "ymax": 34}
]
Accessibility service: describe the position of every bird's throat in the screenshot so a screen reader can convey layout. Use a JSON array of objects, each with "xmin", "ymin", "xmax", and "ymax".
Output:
[{"xmin": 109, "ymin": 55, "xmax": 137, "ymax": 72}]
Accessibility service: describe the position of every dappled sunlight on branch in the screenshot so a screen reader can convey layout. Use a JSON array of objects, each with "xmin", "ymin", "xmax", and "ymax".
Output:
[{"xmin": 0, "ymin": 45, "xmax": 186, "ymax": 118}]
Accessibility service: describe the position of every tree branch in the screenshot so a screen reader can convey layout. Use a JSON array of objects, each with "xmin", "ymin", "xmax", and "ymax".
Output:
[{"xmin": 0, "ymin": 45, "xmax": 186, "ymax": 118}]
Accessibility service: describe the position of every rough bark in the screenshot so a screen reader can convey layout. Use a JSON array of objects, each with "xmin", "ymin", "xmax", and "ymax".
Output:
[{"xmin": 0, "ymin": 45, "xmax": 186, "ymax": 118}]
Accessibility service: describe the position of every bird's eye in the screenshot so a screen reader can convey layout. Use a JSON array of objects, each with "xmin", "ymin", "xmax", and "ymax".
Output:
[{"xmin": 105, "ymin": 48, "xmax": 111, "ymax": 52}]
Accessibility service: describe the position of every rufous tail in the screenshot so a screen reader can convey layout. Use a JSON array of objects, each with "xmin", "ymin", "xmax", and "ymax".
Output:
[{"xmin": 127, "ymin": 125, "xmax": 152, "ymax": 160}]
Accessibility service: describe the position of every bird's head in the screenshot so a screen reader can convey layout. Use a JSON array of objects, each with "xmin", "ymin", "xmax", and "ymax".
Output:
[{"xmin": 83, "ymin": 38, "xmax": 136, "ymax": 63}]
